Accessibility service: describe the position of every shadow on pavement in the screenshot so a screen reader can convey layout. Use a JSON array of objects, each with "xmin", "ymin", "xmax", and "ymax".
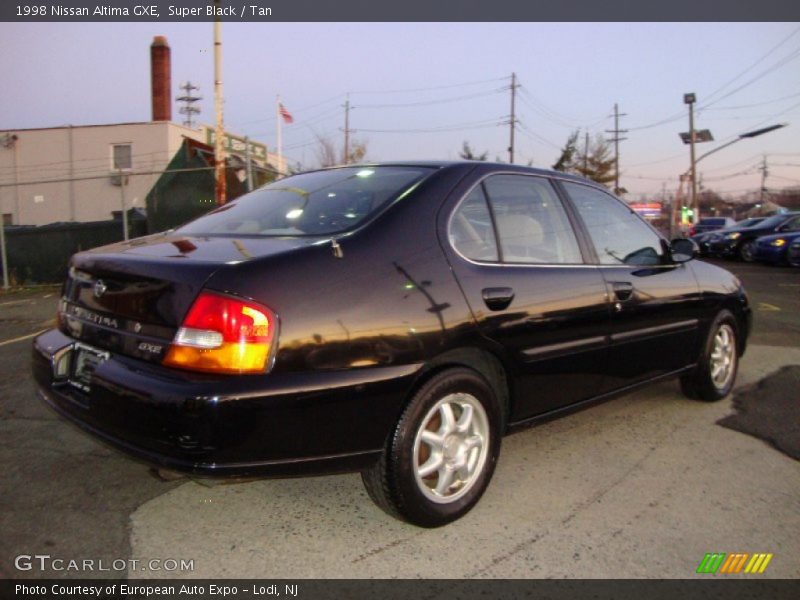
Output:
[{"xmin": 718, "ymin": 365, "xmax": 800, "ymax": 461}]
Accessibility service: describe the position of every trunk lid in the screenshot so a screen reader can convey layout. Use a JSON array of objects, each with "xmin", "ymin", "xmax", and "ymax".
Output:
[{"xmin": 59, "ymin": 233, "xmax": 317, "ymax": 364}]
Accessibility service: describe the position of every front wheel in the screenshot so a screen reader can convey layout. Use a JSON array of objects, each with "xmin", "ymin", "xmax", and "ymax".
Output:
[
  {"xmin": 680, "ymin": 311, "xmax": 739, "ymax": 402},
  {"xmin": 738, "ymin": 240, "xmax": 756, "ymax": 262},
  {"xmin": 362, "ymin": 367, "xmax": 502, "ymax": 527}
]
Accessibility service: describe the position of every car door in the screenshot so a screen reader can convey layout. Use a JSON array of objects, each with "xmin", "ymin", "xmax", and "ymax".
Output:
[
  {"xmin": 558, "ymin": 180, "xmax": 702, "ymax": 389},
  {"xmin": 444, "ymin": 172, "xmax": 611, "ymax": 421}
]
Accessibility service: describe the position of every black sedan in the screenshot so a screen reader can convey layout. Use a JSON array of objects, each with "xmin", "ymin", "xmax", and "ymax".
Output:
[
  {"xmin": 33, "ymin": 162, "xmax": 751, "ymax": 527},
  {"xmin": 708, "ymin": 212, "xmax": 800, "ymax": 261},
  {"xmin": 692, "ymin": 217, "xmax": 764, "ymax": 256}
]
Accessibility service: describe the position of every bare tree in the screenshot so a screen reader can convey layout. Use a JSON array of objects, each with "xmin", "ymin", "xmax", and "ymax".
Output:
[
  {"xmin": 313, "ymin": 134, "xmax": 369, "ymax": 169},
  {"xmin": 459, "ymin": 141, "xmax": 488, "ymax": 161},
  {"xmin": 314, "ymin": 134, "xmax": 339, "ymax": 168}
]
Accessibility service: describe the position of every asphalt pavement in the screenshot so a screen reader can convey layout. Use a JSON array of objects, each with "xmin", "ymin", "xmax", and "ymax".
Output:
[{"xmin": 1, "ymin": 260, "xmax": 798, "ymax": 580}]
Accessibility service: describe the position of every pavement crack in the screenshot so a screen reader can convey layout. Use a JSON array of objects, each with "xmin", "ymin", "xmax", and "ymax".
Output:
[{"xmin": 350, "ymin": 534, "xmax": 421, "ymax": 564}]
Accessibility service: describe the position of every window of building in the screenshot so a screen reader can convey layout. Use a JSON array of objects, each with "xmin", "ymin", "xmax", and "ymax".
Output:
[
  {"xmin": 111, "ymin": 144, "xmax": 132, "ymax": 171},
  {"xmin": 563, "ymin": 181, "xmax": 664, "ymax": 266}
]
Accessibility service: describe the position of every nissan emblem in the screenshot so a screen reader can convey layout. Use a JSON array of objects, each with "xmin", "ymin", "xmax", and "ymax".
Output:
[{"xmin": 93, "ymin": 279, "xmax": 108, "ymax": 298}]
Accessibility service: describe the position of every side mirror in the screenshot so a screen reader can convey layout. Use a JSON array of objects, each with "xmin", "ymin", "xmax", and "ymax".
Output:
[{"xmin": 670, "ymin": 238, "xmax": 697, "ymax": 263}]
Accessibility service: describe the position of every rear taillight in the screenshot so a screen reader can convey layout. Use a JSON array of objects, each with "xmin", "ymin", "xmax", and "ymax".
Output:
[{"xmin": 163, "ymin": 291, "xmax": 277, "ymax": 374}]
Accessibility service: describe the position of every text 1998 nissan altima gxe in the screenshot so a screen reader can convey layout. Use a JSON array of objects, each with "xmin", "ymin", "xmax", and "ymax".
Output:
[{"xmin": 33, "ymin": 162, "xmax": 750, "ymax": 527}]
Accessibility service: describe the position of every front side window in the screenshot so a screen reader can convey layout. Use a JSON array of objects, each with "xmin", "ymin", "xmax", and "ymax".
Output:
[
  {"xmin": 563, "ymin": 181, "xmax": 665, "ymax": 266},
  {"xmin": 483, "ymin": 175, "xmax": 582, "ymax": 264},
  {"xmin": 178, "ymin": 166, "xmax": 433, "ymax": 237}
]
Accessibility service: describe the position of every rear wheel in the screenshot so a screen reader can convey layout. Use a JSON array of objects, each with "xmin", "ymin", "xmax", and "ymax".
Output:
[
  {"xmin": 362, "ymin": 367, "xmax": 501, "ymax": 527},
  {"xmin": 680, "ymin": 310, "xmax": 739, "ymax": 402}
]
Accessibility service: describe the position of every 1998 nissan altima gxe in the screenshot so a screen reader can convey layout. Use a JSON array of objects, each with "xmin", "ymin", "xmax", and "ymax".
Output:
[{"xmin": 33, "ymin": 162, "xmax": 751, "ymax": 527}]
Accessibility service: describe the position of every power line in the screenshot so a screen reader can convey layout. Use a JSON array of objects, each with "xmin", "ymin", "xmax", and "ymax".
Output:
[
  {"xmin": 354, "ymin": 88, "xmax": 505, "ymax": 110},
  {"xmin": 698, "ymin": 47, "xmax": 800, "ymax": 111},
  {"xmin": 703, "ymin": 91, "xmax": 800, "ymax": 111},
  {"xmin": 356, "ymin": 118, "xmax": 503, "ymax": 134},
  {"xmin": 699, "ymin": 26, "xmax": 800, "ymax": 107},
  {"xmin": 517, "ymin": 86, "xmax": 607, "ymax": 130},
  {"xmin": 351, "ymin": 76, "xmax": 508, "ymax": 95},
  {"xmin": 516, "ymin": 121, "xmax": 561, "ymax": 150}
]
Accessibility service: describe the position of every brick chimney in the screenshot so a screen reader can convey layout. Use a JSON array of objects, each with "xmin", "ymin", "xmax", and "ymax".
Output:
[{"xmin": 150, "ymin": 36, "xmax": 171, "ymax": 122}]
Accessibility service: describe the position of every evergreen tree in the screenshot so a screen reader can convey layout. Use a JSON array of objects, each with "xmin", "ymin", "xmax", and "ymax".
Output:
[
  {"xmin": 576, "ymin": 133, "xmax": 615, "ymax": 187},
  {"xmin": 552, "ymin": 130, "xmax": 579, "ymax": 172}
]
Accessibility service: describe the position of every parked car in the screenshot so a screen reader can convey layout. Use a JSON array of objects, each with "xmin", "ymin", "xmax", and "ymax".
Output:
[
  {"xmin": 692, "ymin": 217, "xmax": 765, "ymax": 256},
  {"xmin": 753, "ymin": 229, "xmax": 800, "ymax": 265},
  {"xmin": 708, "ymin": 212, "xmax": 800, "ymax": 261},
  {"xmin": 688, "ymin": 216, "xmax": 736, "ymax": 237},
  {"xmin": 788, "ymin": 239, "xmax": 800, "ymax": 267},
  {"xmin": 32, "ymin": 162, "xmax": 751, "ymax": 527}
]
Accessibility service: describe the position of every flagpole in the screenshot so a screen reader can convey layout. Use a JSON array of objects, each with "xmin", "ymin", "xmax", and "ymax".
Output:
[{"xmin": 276, "ymin": 94, "xmax": 283, "ymax": 178}]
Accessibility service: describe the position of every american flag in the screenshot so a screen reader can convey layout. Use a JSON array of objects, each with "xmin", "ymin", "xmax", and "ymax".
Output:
[{"xmin": 278, "ymin": 103, "xmax": 294, "ymax": 124}]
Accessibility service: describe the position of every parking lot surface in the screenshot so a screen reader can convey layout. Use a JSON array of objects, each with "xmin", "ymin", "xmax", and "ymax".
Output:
[{"xmin": 1, "ymin": 260, "xmax": 798, "ymax": 579}]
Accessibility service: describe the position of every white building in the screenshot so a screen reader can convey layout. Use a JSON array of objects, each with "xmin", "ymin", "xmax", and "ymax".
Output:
[
  {"xmin": 0, "ymin": 121, "xmax": 203, "ymax": 226},
  {"xmin": 0, "ymin": 36, "xmax": 276, "ymax": 227}
]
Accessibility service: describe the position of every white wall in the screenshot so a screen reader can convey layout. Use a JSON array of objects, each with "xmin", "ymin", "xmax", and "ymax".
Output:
[{"xmin": 0, "ymin": 122, "xmax": 203, "ymax": 226}]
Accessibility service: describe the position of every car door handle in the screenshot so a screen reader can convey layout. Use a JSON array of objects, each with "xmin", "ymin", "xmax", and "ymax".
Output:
[
  {"xmin": 611, "ymin": 281, "xmax": 634, "ymax": 302},
  {"xmin": 482, "ymin": 287, "xmax": 514, "ymax": 311}
]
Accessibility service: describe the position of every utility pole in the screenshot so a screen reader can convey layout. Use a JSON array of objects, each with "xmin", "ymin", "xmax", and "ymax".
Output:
[
  {"xmin": 213, "ymin": 3, "xmax": 227, "ymax": 205},
  {"xmin": 759, "ymin": 155, "xmax": 769, "ymax": 205},
  {"xmin": 508, "ymin": 73, "xmax": 518, "ymax": 164},
  {"xmin": 245, "ymin": 136, "xmax": 253, "ymax": 192},
  {"xmin": 605, "ymin": 103, "xmax": 627, "ymax": 195},
  {"xmin": 176, "ymin": 81, "xmax": 202, "ymax": 128},
  {"xmin": 0, "ymin": 133, "xmax": 16, "ymax": 289},
  {"xmin": 343, "ymin": 94, "xmax": 351, "ymax": 165},
  {"xmin": 684, "ymin": 93, "xmax": 698, "ymax": 224},
  {"xmin": 0, "ymin": 213, "xmax": 7, "ymax": 289}
]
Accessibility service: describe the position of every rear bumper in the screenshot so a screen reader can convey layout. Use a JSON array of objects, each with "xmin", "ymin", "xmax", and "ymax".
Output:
[{"xmin": 33, "ymin": 329, "xmax": 419, "ymax": 477}]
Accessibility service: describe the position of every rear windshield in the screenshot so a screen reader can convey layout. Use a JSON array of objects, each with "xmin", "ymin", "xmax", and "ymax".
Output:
[
  {"xmin": 699, "ymin": 218, "xmax": 726, "ymax": 226},
  {"xmin": 178, "ymin": 166, "xmax": 434, "ymax": 237}
]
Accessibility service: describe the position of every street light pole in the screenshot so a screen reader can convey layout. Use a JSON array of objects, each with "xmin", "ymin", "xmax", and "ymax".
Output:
[
  {"xmin": 684, "ymin": 93, "xmax": 698, "ymax": 225},
  {"xmin": 694, "ymin": 123, "xmax": 787, "ymax": 165},
  {"xmin": 676, "ymin": 122, "xmax": 787, "ymax": 231}
]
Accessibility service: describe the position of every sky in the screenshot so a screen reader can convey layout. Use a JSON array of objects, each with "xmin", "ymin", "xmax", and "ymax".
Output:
[{"xmin": 2, "ymin": 21, "xmax": 799, "ymax": 201}]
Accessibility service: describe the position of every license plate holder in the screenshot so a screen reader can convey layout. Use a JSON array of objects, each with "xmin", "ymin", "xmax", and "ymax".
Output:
[{"xmin": 70, "ymin": 343, "xmax": 109, "ymax": 392}]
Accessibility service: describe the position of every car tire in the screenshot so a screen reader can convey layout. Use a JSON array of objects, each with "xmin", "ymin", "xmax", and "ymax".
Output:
[
  {"xmin": 680, "ymin": 310, "xmax": 739, "ymax": 402},
  {"xmin": 738, "ymin": 240, "xmax": 756, "ymax": 262},
  {"xmin": 361, "ymin": 367, "xmax": 502, "ymax": 527}
]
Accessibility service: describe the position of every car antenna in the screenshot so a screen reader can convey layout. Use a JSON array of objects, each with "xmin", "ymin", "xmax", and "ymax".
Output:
[{"xmin": 331, "ymin": 238, "xmax": 343, "ymax": 259}]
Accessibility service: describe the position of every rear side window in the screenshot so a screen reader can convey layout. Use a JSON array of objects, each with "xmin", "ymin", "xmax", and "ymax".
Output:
[
  {"xmin": 178, "ymin": 166, "xmax": 433, "ymax": 237},
  {"xmin": 563, "ymin": 182, "xmax": 664, "ymax": 266},
  {"xmin": 483, "ymin": 175, "xmax": 582, "ymax": 264},
  {"xmin": 450, "ymin": 186, "xmax": 499, "ymax": 262}
]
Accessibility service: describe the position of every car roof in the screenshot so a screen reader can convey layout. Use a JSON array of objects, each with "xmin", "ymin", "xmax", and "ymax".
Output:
[{"xmin": 305, "ymin": 160, "xmax": 601, "ymax": 187}]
